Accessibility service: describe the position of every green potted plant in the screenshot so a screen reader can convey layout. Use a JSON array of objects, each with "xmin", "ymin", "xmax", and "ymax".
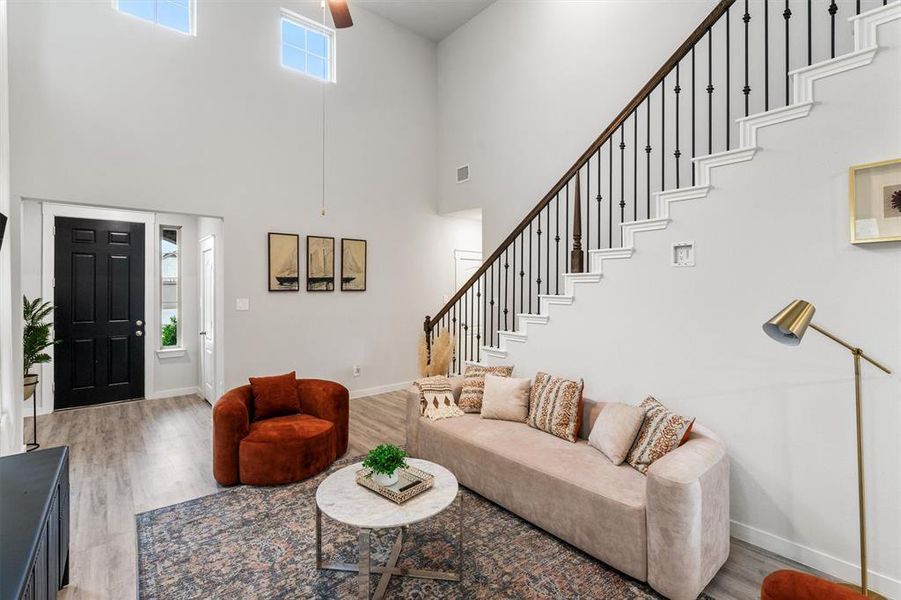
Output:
[
  {"xmin": 23, "ymin": 296, "xmax": 58, "ymax": 401},
  {"xmin": 363, "ymin": 444, "xmax": 408, "ymax": 487}
]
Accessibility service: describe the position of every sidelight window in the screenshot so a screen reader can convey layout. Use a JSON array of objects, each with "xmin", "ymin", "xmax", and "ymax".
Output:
[
  {"xmin": 160, "ymin": 226, "xmax": 180, "ymax": 349},
  {"xmin": 280, "ymin": 9, "xmax": 335, "ymax": 82}
]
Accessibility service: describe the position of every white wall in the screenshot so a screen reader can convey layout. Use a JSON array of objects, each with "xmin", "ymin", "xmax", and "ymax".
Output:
[
  {"xmin": 487, "ymin": 20, "xmax": 901, "ymax": 595},
  {"xmin": 437, "ymin": 0, "xmax": 714, "ymax": 251},
  {"xmin": 0, "ymin": 0, "xmax": 19, "ymax": 456},
  {"xmin": 8, "ymin": 0, "xmax": 479, "ymax": 400}
]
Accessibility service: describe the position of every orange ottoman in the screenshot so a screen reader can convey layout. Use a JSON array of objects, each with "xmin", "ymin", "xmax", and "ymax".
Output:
[{"xmin": 761, "ymin": 570, "xmax": 867, "ymax": 600}]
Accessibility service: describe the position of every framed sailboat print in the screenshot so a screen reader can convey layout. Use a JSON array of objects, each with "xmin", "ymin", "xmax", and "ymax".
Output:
[
  {"xmin": 268, "ymin": 232, "xmax": 300, "ymax": 292},
  {"xmin": 341, "ymin": 238, "xmax": 367, "ymax": 291},
  {"xmin": 307, "ymin": 235, "xmax": 335, "ymax": 291}
]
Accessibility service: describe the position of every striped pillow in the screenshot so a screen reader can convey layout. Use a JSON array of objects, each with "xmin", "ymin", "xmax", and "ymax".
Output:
[
  {"xmin": 459, "ymin": 365, "xmax": 514, "ymax": 412},
  {"xmin": 527, "ymin": 372, "xmax": 584, "ymax": 443},
  {"xmin": 626, "ymin": 397, "xmax": 695, "ymax": 474}
]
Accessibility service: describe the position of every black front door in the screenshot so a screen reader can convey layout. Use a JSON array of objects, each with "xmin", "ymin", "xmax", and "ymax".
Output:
[{"xmin": 54, "ymin": 217, "xmax": 145, "ymax": 409}]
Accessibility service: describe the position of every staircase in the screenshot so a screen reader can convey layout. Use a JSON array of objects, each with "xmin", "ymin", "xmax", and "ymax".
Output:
[{"xmin": 424, "ymin": 0, "xmax": 901, "ymax": 370}]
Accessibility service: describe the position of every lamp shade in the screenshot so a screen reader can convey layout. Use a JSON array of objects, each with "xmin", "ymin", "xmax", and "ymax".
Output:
[{"xmin": 763, "ymin": 299, "xmax": 816, "ymax": 346}]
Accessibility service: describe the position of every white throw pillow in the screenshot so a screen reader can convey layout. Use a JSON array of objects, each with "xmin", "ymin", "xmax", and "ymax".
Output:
[
  {"xmin": 480, "ymin": 374, "xmax": 532, "ymax": 422},
  {"xmin": 588, "ymin": 402, "xmax": 646, "ymax": 465}
]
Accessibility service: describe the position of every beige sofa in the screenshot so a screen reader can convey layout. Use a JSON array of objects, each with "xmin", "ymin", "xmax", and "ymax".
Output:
[{"xmin": 405, "ymin": 377, "xmax": 730, "ymax": 600}]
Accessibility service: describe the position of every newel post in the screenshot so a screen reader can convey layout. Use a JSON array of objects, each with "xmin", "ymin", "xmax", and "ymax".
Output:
[
  {"xmin": 570, "ymin": 173, "xmax": 584, "ymax": 273},
  {"xmin": 423, "ymin": 315, "xmax": 432, "ymax": 362}
]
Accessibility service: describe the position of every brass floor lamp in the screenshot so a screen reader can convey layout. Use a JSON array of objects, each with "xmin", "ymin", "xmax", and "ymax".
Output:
[{"xmin": 763, "ymin": 299, "xmax": 892, "ymax": 599}]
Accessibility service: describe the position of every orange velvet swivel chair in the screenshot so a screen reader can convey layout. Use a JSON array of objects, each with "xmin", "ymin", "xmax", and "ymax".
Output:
[{"xmin": 213, "ymin": 373, "xmax": 349, "ymax": 486}]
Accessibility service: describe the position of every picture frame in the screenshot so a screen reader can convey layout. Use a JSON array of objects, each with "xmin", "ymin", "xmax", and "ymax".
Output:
[
  {"xmin": 307, "ymin": 235, "xmax": 335, "ymax": 291},
  {"xmin": 268, "ymin": 232, "xmax": 300, "ymax": 292},
  {"xmin": 849, "ymin": 158, "xmax": 901, "ymax": 244},
  {"xmin": 341, "ymin": 238, "xmax": 367, "ymax": 292}
]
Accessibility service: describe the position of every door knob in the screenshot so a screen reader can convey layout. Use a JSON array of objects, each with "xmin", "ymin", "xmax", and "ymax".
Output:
[
  {"xmin": 136, "ymin": 331, "xmax": 143, "ymax": 337},
  {"xmin": 199, "ymin": 331, "xmax": 207, "ymax": 336}
]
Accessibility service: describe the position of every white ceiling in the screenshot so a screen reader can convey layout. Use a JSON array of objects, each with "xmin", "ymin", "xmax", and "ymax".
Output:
[{"xmin": 358, "ymin": 0, "xmax": 495, "ymax": 42}]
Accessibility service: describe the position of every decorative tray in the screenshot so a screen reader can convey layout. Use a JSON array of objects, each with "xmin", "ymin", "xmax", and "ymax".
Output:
[{"xmin": 355, "ymin": 466, "xmax": 434, "ymax": 504}]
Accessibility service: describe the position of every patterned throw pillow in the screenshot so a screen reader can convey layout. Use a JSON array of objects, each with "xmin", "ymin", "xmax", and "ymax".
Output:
[
  {"xmin": 626, "ymin": 397, "xmax": 695, "ymax": 474},
  {"xmin": 413, "ymin": 376, "xmax": 464, "ymax": 421},
  {"xmin": 459, "ymin": 365, "xmax": 514, "ymax": 412},
  {"xmin": 526, "ymin": 372, "xmax": 584, "ymax": 443}
]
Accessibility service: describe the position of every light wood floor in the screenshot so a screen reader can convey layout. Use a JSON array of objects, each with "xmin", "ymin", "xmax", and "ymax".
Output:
[{"xmin": 24, "ymin": 392, "xmax": 824, "ymax": 600}]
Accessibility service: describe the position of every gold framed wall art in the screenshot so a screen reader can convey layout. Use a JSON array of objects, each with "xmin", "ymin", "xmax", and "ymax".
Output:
[{"xmin": 850, "ymin": 158, "xmax": 901, "ymax": 244}]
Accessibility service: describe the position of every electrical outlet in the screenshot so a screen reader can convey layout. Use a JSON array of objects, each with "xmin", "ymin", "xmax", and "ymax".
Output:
[{"xmin": 353, "ymin": 365, "xmax": 361, "ymax": 377}]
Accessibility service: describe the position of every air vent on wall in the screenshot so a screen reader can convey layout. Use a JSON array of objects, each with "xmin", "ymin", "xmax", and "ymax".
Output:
[{"xmin": 456, "ymin": 164, "xmax": 470, "ymax": 184}]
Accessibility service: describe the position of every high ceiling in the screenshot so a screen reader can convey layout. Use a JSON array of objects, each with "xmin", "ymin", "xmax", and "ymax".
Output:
[{"xmin": 359, "ymin": 0, "xmax": 495, "ymax": 42}]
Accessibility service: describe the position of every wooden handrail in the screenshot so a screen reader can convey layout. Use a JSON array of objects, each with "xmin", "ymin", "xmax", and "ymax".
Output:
[{"xmin": 428, "ymin": 0, "xmax": 736, "ymax": 329}]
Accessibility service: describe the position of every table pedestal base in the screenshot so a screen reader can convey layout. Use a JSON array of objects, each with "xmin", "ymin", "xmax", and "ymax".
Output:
[{"xmin": 316, "ymin": 495, "xmax": 464, "ymax": 600}]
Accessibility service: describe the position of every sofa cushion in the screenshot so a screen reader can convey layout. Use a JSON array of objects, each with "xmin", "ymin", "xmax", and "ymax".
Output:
[
  {"xmin": 527, "ymin": 372, "xmax": 584, "ymax": 442},
  {"xmin": 239, "ymin": 414, "xmax": 337, "ymax": 485},
  {"xmin": 626, "ymin": 397, "xmax": 695, "ymax": 475},
  {"xmin": 459, "ymin": 364, "xmax": 513, "ymax": 412},
  {"xmin": 249, "ymin": 371, "xmax": 300, "ymax": 420},
  {"xmin": 588, "ymin": 402, "xmax": 646, "ymax": 465},
  {"xmin": 416, "ymin": 414, "xmax": 648, "ymax": 580},
  {"xmin": 480, "ymin": 374, "xmax": 531, "ymax": 422}
]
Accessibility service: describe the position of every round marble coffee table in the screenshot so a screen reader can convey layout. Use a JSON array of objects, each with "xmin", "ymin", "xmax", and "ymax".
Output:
[{"xmin": 315, "ymin": 458, "xmax": 462, "ymax": 600}]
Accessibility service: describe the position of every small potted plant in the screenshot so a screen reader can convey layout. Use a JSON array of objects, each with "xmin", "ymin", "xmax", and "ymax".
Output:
[
  {"xmin": 363, "ymin": 444, "xmax": 408, "ymax": 487},
  {"xmin": 23, "ymin": 296, "xmax": 58, "ymax": 401}
]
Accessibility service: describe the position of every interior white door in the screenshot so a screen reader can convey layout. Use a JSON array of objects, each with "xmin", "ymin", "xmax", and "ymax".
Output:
[
  {"xmin": 200, "ymin": 236, "xmax": 216, "ymax": 404},
  {"xmin": 452, "ymin": 249, "xmax": 482, "ymax": 345}
]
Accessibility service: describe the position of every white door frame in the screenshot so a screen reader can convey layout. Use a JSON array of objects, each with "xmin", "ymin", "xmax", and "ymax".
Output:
[
  {"xmin": 39, "ymin": 202, "xmax": 156, "ymax": 414},
  {"xmin": 198, "ymin": 234, "xmax": 216, "ymax": 404}
]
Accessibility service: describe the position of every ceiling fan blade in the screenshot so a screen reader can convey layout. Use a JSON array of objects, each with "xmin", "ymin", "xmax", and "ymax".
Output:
[{"xmin": 327, "ymin": 0, "xmax": 353, "ymax": 28}]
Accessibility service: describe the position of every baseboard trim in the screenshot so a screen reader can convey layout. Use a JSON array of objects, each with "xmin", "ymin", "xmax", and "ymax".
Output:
[
  {"xmin": 730, "ymin": 520, "xmax": 900, "ymax": 598},
  {"xmin": 349, "ymin": 381, "xmax": 411, "ymax": 400},
  {"xmin": 146, "ymin": 386, "xmax": 201, "ymax": 400}
]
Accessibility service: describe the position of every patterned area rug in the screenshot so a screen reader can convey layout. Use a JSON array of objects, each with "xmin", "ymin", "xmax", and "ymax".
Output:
[{"xmin": 137, "ymin": 456, "xmax": 713, "ymax": 599}]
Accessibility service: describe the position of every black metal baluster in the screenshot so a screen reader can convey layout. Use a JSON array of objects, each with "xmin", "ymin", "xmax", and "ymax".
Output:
[
  {"xmin": 829, "ymin": 1, "xmax": 837, "ymax": 59},
  {"xmin": 856, "ymin": 0, "xmax": 860, "ymax": 15},
  {"xmin": 553, "ymin": 194, "xmax": 559, "ymax": 293},
  {"xmin": 765, "ymin": 0, "xmax": 770, "ymax": 110},
  {"xmin": 808, "ymin": 0, "xmax": 813, "ymax": 65},
  {"xmin": 529, "ymin": 222, "xmax": 533, "ymax": 314},
  {"xmin": 692, "ymin": 45, "xmax": 696, "ymax": 184},
  {"xmin": 462, "ymin": 290, "xmax": 468, "ymax": 362},
  {"xmin": 597, "ymin": 149, "xmax": 602, "ymax": 248},
  {"xmin": 536, "ymin": 215, "xmax": 542, "ymax": 312},
  {"xmin": 707, "ymin": 27, "xmax": 714, "ymax": 155},
  {"xmin": 545, "ymin": 203, "xmax": 550, "ymax": 294},
  {"xmin": 744, "ymin": 1, "xmax": 751, "ymax": 116},
  {"xmin": 468, "ymin": 288, "xmax": 473, "ymax": 360},
  {"xmin": 619, "ymin": 128, "xmax": 625, "ymax": 242},
  {"xmin": 496, "ymin": 258, "xmax": 502, "ymax": 338},
  {"xmin": 504, "ymin": 247, "xmax": 509, "ymax": 331},
  {"xmin": 661, "ymin": 79, "xmax": 666, "ymax": 191},
  {"xmin": 511, "ymin": 241, "xmax": 516, "ymax": 330},
  {"xmin": 519, "ymin": 234, "xmax": 524, "ymax": 318},
  {"xmin": 489, "ymin": 263, "xmax": 494, "ymax": 347},
  {"xmin": 451, "ymin": 304, "xmax": 457, "ymax": 372},
  {"xmin": 675, "ymin": 63, "xmax": 681, "ymax": 188},
  {"xmin": 646, "ymin": 99, "xmax": 652, "ymax": 214},
  {"xmin": 586, "ymin": 156, "xmax": 591, "ymax": 250},
  {"xmin": 608, "ymin": 141, "xmax": 613, "ymax": 247},
  {"xmin": 784, "ymin": 1, "xmax": 791, "ymax": 107},
  {"xmin": 565, "ymin": 181, "xmax": 570, "ymax": 272},
  {"xmin": 633, "ymin": 111, "xmax": 638, "ymax": 218},
  {"xmin": 475, "ymin": 277, "xmax": 481, "ymax": 362},
  {"xmin": 726, "ymin": 6, "xmax": 731, "ymax": 149}
]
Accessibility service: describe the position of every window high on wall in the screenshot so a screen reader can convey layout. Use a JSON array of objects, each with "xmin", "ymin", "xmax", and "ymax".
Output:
[
  {"xmin": 116, "ymin": 0, "xmax": 195, "ymax": 35},
  {"xmin": 160, "ymin": 227, "xmax": 180, "ymax": 349},
  {"xmin": 281, "ymin": 10, "xmax": 335, "ymax": 82}
]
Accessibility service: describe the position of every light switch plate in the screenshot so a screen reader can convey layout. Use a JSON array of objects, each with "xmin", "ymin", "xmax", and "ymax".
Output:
[
  {"xmin": 235, "ymin": 298, "xmax": 250, "ymax": 311},
  {"xmin": 672, "ymin": 241, "xmax": 695, "ymax": 267}
]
